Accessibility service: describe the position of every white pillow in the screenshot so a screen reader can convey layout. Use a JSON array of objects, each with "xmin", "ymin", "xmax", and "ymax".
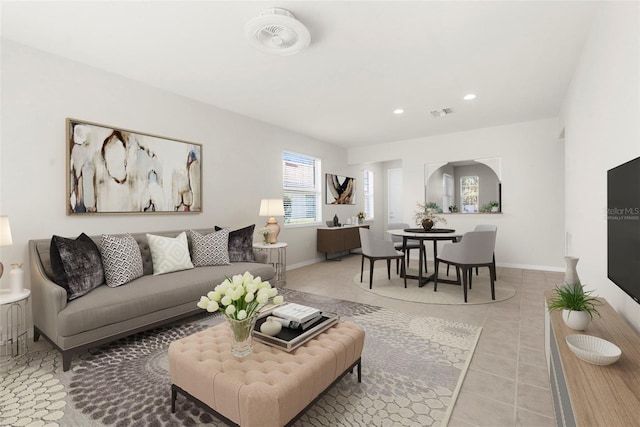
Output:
[
  {"xmin": 190, "ymin": 229, "xmax": 230, "ymax": 267},
  {"xmin": 147, "ymin": 232, "xmax": 194, "ymax": 275}
]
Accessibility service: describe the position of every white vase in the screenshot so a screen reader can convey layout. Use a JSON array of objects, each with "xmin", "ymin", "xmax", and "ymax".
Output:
[
  {"xmin": 562, "ymin": 309, "xmax": 590, "ymax": 331},
  {"xmin": 9, "ymin": 263, "xmax": 24, "ymax": 294},
  {"xmin": 563, "ymin": 256, "xmax": 581, "ymax": 290}
]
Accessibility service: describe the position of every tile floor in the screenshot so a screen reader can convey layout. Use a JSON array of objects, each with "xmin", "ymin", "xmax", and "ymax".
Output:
[{"xmin": 285, "ymin": 254, "xmax": 561, "ymax": 427}]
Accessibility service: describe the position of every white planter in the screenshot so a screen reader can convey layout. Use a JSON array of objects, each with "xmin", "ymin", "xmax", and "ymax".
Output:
[{"xmin": 562, "ymin": 309, "xmax": 590, "ymax": 331}]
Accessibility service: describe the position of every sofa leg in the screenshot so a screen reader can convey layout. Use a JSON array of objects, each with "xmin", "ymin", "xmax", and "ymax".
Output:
[
  {"xmin": 33, "ymin": 327, "xmax": 41, "ymax": 342},
  {"xmin": 62, "ymin": 352, "xmax": 73, "ymax": 372}
]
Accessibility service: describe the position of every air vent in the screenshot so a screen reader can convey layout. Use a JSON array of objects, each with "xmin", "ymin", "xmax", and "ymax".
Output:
[{"xmin": 430, "ymin": 108, "xmax": 453, "ymax": 117}]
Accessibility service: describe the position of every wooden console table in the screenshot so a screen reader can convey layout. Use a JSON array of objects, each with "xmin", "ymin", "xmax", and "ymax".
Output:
[
  {"xmin": 317, "ymin": 225, "xmax": 369, "ymax": 260},
  {"xmin": 545, "ymin": 295, "xmax": 640, "ymax": 426}
]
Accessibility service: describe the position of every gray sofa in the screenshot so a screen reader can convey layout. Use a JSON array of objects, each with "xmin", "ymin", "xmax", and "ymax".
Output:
[{"xmin": 28, "ymin": 228, "xmax": 275, "ymax": 371}]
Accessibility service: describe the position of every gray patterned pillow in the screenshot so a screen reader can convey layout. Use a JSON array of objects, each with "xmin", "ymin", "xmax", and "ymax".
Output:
[
  {"xmin": 50, "ymin": 233, "xmax": 105, "ymax": 301},
  {"xmin": 190, "ymin": 229, "xmax": 230, "ymax": 267},
  {"xmin": 100, "ymin": 234, "xmax": 144, "ymax": 287}
]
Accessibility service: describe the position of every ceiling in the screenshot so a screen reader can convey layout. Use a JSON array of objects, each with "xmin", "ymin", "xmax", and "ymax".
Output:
[{"xmin": 1, "ymin": 1, "xmax": 599, "ymax": 148}]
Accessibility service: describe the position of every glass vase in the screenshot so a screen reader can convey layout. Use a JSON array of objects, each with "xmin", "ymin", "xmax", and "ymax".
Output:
[{"xmin": 226, "ymin": 315, "xmax": 258, "ymax": 358}]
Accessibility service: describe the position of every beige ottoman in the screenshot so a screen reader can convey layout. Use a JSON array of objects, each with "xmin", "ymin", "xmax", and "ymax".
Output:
[{"xmin": 168, "ymin": 320, "xmax": 365, "ymax": 427}]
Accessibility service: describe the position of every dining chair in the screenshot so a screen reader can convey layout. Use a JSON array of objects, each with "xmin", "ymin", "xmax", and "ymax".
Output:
[
  {"xmin": 446, "ymin": 224, "xmax": 497, "ymax": 281},
  {"xmin": 388, "ymin": 222, "xmax": 427, "ymax": 272},
  {"xmin": 359, "ymin": 228, "xmax": 407, "ymax": 289},
  {"xmin": 434, "ymin": 230, "xmax": 497, "ymax": 302}
]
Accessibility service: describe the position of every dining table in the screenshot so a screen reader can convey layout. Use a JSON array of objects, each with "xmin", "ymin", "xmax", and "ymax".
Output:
[{"xmin": 387, "ymin": 228, "xmax": 464, "ymax": 287}]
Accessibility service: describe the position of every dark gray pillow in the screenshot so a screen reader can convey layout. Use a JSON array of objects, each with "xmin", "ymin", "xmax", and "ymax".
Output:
[
  {"xmin": 215, "ymin": 225, "xmax": 255, "ymax": 262},
  {"xmin": 50, "ymin": 233, "xmax": 105, "ymax": 301}
]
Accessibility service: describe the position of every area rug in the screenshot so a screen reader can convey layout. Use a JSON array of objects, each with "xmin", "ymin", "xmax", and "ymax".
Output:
[
  {"xmin": 0, "ymin": 289, "xmax": 481, "ymax": 427},
  {"xmin": 355, "ymin": 265, "xmax": 516, "ymax": 305}
]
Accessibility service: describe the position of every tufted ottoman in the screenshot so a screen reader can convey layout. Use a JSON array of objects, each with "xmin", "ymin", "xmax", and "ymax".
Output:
[{"xmin": 168, "ymin": 320, "xmax": 365, "ymax": 427}]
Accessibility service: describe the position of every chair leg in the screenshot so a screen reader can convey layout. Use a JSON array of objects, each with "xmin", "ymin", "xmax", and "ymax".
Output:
[
  {"xmin": 455, "ymin": 266, "xmax": 461, "ymax": 285},
  {"xmin": 360, "ymin": 255, "xmax": 364, "ymax": 283},
  {"xmin": 475, "ymin": 266, "xmax": 479, "ymax": 276},
  {"xmin": 446, "ymin": 264, "xmax": 450, "ymax": 276},
  {"xmin": 462, "ymin": 267, "xmax": 469, "ymax": 303},
  {"xmin": 401, "ymin": 259, "xmax": 407, "ymax": 288},
  {"xmin": 369, "ymin": 259, "xmax": 375, "ymax": 289},
  {"xmin": 406, "ymin": 248, "xmax": 411, "ymax": 269},
  {"xmin": 396, "ymin": 258, "xmax": 399, "ymax": 275},
  {"xmin": 492, "ymin": 253, "xmax": 497, "ymax": 281},
  {"xmin": 433, "ymin": 259, "xmax": 439, "ymax": 292},
  {"xmin": 387, "ymin": 259, "xmax": 391, "ymax": 280},
  {"xmin": 469, "ymin": 270, "xmax": 473, "ymax": 289},
  {"xmin": 490, "ymin": 265, "xmax": 496, "ymax": 300}
]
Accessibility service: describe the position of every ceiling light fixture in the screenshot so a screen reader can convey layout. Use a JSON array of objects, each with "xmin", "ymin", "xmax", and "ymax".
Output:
[
  {"xmin": 244, "ymin": 8, "xmax": 311, "ymax": 56},
  {"xmin": 393, "ymin": 109, "xmax": 405, "ymax": 115},
  {"xmin": 463, "ymin": 94, "xmax": 477, "ymax": 101}
]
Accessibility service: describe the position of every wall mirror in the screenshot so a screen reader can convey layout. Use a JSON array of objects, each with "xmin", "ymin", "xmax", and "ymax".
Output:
[{"xmin": 424, "ymin": 158, "xmax": 502, "ymax": 213}]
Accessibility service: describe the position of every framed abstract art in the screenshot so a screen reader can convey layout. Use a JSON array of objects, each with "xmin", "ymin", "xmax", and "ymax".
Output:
[
  {"xmin": 326, "ymin": 173, "xmax": 356, "ymax": 205},
  {"xmin": 66, "ymin": 118, "xmax": 202, "ymax": 214}
]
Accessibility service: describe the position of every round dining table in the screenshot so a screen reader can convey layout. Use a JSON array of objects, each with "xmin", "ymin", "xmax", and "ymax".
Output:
[{"xmin": 387, "ymin": 228, "xmax": 463, "ymax": 287}]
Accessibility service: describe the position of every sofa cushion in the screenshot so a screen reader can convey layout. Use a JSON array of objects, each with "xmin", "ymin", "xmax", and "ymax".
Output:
[
  {"xmin": 100, "ymin": 234, "xmax": 144, "ymax": 287},
  {"xmin": 50, "ymin": 233, "xmax": 104, "ymax": 301},
  {"xmin": 147, "ymin": 232, "xmax": 194, "ymax": 275},
  {"xmin": 190, "ymin": 229, "xmax": 230, "ymax": 267},
  {"xmin": 216, "ymin": 224, "xmax": 255, "ymax": 262}
]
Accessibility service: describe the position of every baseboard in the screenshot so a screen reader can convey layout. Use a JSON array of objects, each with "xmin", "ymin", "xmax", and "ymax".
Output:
[
  {"xmin": 496, "ymin": 262, "xmax": 564, "ymax": 272},
  {"xmin": 287, "ymin": 257, "xmax": 325, "ymax": 271}
]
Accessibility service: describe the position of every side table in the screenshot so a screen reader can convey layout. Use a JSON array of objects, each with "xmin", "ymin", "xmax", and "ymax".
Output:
[
  {"xmin": 0, "ymin": 288, "xmax": 30, "ymax": 360},
  {"xmin": 253, "ymin": 242, "xmax": 287, "ymax": 286}
]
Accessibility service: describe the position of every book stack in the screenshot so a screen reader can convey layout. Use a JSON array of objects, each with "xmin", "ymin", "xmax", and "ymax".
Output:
[{"xmin": 271, "ymin": 303, "xmax": 323, "ymax": 331}]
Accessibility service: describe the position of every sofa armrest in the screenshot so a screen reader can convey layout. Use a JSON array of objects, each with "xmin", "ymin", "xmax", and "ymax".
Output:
[
  {"xmin": 29, "ymin": 240, "xmax": 67, "ymax": 341},
  {"xmin": 253, "ymin": 250, "xmax": 268, "ymax": 264}
]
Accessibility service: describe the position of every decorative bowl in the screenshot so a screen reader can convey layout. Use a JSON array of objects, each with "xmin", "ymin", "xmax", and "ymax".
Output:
[{"xmin": 565, "ymin": 334, "xmax": 622, "ymax": 366}]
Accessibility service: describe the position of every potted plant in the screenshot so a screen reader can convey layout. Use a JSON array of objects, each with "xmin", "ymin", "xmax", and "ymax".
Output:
[
  {"xmin": 448, "ymin": 205, "xmax": 458, "ymax": 213},
  {"xmin": 547, "ymin": 285, "xmax": 601, "ymax": 331},
  {"xmin": 480, "ymin": 201, "xmax": 500, "ymax": 213},
  {"xmin": 414, "ymin": 202, "xmax": 447, "ymax": 231}
]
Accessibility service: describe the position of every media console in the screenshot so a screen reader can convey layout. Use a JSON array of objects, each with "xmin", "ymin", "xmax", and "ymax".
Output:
[
  {"xmin": 545, "ymin": 295, "xmax": 640, "ymax": 426},
  {"xmin": 317, "ymin": 224, "xmax": 369, "ymax": 260}
]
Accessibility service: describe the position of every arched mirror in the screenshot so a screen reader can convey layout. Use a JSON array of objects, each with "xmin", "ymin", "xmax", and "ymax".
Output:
[{"xmin": 425, "ymin": 158, "xmax": 502, "ymax": 213}]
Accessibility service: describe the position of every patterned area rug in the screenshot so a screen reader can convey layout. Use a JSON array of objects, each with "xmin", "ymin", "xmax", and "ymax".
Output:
[{"xmin": 0, "ymin": 289, "xmax": 481, "ymax": 427}]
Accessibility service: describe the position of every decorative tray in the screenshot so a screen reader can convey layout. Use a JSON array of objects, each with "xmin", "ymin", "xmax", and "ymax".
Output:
[
  {"xmin": 252, "ymin": 311, "xmax": 340, "ymax": 352},
  {"xmin": 403, "ymin": 228, "xmax": 456, "ymax": 233},
  {"xmin": 565, "ymin": 334, "xmax": 622, "ymax": 366}
]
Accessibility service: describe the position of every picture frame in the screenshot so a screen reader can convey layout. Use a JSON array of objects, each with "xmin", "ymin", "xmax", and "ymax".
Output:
[
  {"xmin": 66, "ymin": 118, "xmax": 202, "ymax": 215},
  {"xmin": 326, "ymin": 173, "xmax": 356, "ymax": 205}
]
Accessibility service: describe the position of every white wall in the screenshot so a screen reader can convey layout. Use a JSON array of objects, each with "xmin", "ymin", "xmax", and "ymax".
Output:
[
  {"xmin": 560, "ymin": 2, "xmax": 640, "ymax": 330},
  {"xmin": 349, "ymin": 118, "xmax": 566, "ymax": 270},
  {"xmin": 0, "ymin": 40, "xmax": 362, "ymax": 286}
]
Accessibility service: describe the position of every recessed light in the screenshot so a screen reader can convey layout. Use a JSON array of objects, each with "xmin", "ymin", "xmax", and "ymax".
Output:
[
  {"xmin": 393, "ymin": 109, "xmax": 405, "ymax": 115},
  {"xmin": 463, "ymin": 93, "xmax": 476, "ymax": 101}
]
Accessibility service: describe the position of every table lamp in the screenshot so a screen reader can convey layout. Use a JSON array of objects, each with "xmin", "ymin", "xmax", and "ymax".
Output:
[
  {"xmin": 259, "ymin": 199, "xmax": 285, "ymax": 244},
  {"xmin": 0, "ymin": 216, "xmax": 13, "ymax": 279}
]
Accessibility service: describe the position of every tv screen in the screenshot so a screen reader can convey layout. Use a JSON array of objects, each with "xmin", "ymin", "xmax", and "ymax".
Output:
[{"xmin": 607, "ymin": 156, "xmax": 640, "ymax": 304}]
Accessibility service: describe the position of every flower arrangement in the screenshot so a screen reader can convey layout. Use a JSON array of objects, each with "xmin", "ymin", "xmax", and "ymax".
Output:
[
  {"xmin": 357, "ymin": 211, "xmax": 366, "ymax": 223},
  {"xmin": 197, "ymin": 272, "xmax": 284, "ymax": 321},
  {"xmin": 257, "ymin": 227, "xmax": 273, "ymax": 244},
  {"xmin": 414, "ymin": 201, "xmax": 447, "ymax": 226}
]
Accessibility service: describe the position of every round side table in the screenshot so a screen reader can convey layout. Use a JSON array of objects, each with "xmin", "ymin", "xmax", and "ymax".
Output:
[
  {"xmin": 253, "ymin": 242, "xmax": 287, "ymax": 286},
  {"xmin": 1, "ymin": 289, "xmax": 30, "ymax": 360}
]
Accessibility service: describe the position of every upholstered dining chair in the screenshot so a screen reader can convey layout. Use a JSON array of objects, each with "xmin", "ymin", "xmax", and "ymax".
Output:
[
  {"xmin": 359, "ymin": 228, "xmax": 407, "ymax": 289},
  {"xmin": 446, "ymin": 224, "xmax": 497, "ymax": 281},
  {"xmin": 388, "ymin": 222, "xmax": 427, "ymax": 272},
  {"xmin": 434, "ymin": 230, "xmax": 497, "ymax": 302}
]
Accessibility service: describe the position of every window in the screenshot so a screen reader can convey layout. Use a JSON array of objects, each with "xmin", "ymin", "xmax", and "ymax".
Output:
[
  {"xmin": 363, "ymin": 170, "xmax": 374, "ymax": 219},
  {"xmin": 460, "ymin": 176, "xmax": 479, "ymax": 213},
  {"xmin": 282, "ymin": 151, "xmax": 322, "ymax": 225}
]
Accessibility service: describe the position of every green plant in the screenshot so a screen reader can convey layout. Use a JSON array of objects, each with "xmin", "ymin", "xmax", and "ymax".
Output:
[
  {"xmin": 425, "ymin": 202, "xmax": 442, "ymax": 213},
  {"xmin": 480, "ymin": 200, "xmax": 499, "ymax": 213},
  {"xmin": 448, "ymin": 205, "xmax": 458, "ymax": 213},
  {"xmin": 547, "ymin": 285, "xmax": 602, "ymax": 319},
  {"xmin": 414, "ymin": 201, "xmax": 447, "ymax": 226}
]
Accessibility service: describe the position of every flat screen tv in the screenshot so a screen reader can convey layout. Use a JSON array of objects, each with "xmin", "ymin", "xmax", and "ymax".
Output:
[{"xmin": 607, "ymin": 156, "xmax": 640, "ymax": 304}]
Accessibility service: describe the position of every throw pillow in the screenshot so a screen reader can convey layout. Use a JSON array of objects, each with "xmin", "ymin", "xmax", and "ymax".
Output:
[
  {"xmin": 190, "ymin": 229, "xmax": 230, "ymax": 267},
  {"xmin": 50, "ymin": 233, "xmax": 105, "ymax": 301},
  {"xmin": 215, "ymin": 224, "xmax": 255, "ymax": 262},
  {"xmin": 147, "ymin": 232, "xmax": 194, "ymax": 275},
  {"xmin": 100, "ymin": 234, "xmax": 144, "ymax": 287}
]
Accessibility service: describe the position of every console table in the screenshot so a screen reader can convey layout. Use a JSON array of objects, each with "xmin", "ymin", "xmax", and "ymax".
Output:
[
  {"xmin": 545, "ymin": 295, "xmax": 640, "ymax": 426},
  {"xmin": 317, "ymin": 225, "xmax": 369, "ymax": 260}
]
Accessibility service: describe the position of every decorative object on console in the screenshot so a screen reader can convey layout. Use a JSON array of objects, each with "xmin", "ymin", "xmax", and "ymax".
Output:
[
  {"xmin": 333, "ymin": 213, "xmax": 339, "ymax": 227},
  {"xmin": 326, "ymin": 173, "xmax": 356, "ymax": 204},
  {"xmin": 216, "ymin": 225, "xmax": 256, "ymax": 262},
  {"xmin": 259, "ymin": 199, "xmax": 285, "ymax": 243},
  {"xmin": 563, "ymin": 256, "xmax": 581, "ymax": 292},
  {"xmin": 547, "ymin": 284, "xmax": 601, "ymax": 331},
  {"xmin": 0, "ymin": 216, "xmax": 13, "ymax": 280},
  {"xmin": 66, "ymin": 118, "xmax": 202, "ymax": 215},
  {"xmin": 357, "ymin": 211, "xmax": 365, "ymax": 224},
  {"xmin": 565, "ymin": 334, "xmax": 622, "ymax": 366},
  {"xmin": 147, "ymin": 232, "xmax": 194, "ymax": 275},
  {"xmin": 196, "ymin": 271, "xmax": 284, "ymax": 357},
  {"xmin": 9, "ymin": 263, "xmax": 24, "ymax": 294}
]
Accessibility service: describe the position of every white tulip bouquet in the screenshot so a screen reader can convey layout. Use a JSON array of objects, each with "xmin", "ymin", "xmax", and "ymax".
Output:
[{"xmin": 197, "ymin": 271, "xmax": 284, "ymax": 321}]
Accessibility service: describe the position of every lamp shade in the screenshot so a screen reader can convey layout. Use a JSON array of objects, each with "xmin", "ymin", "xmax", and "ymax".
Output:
[
  {"xmin": 259, "ymin": 199, "xmax": 285, "ymax": 217},
  {"xmin": 0, "ymin": 216, "xmax": 12, "ymax": 246}
]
